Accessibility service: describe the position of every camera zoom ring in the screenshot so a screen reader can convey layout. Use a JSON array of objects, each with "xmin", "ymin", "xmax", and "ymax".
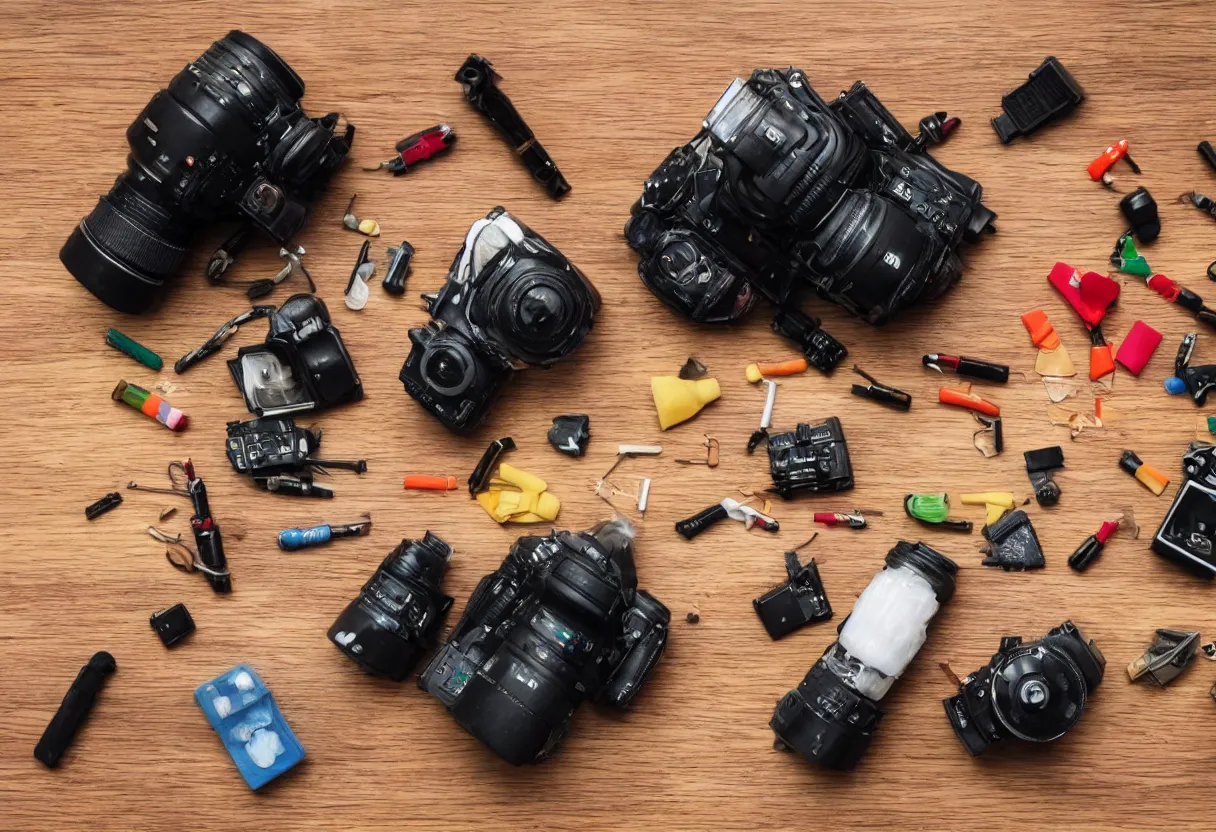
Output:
[{"xmin": 84, "ymin": 197, "xmax": 189, "ymax": 280}]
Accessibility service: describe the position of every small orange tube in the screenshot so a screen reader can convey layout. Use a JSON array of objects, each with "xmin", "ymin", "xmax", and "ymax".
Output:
[
  {"xmin": 939, "ymin": 386, "xmax": 1001, "ymax": 417},
  {"xmin": 403, "ymin": 475, "xmax": 458, "ymax": 491},
  {"xmin": 746, "ymin": 357, "xmax": 808, "ymax": 382},
  {"xmin": 1136, "ymin": 465, "xmax": 1169, "ymax": 496}
]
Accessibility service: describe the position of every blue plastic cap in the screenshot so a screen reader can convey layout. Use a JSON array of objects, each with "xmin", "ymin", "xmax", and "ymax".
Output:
[{"xmin": 1164, "ymin": 376, "xmax": 1187, "ymax": 395}]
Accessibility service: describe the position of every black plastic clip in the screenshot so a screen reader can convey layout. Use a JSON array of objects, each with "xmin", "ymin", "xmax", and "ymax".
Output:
[{"xmin": 991, "ymin": 57, "xmax": 1084, "ymax": 143}]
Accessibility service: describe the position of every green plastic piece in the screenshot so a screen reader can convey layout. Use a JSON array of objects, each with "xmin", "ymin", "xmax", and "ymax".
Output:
[
  {"xmin": 1115, "ymin": 236, "xmax": 1152, "ymax": 277},
  {"xmin": 904, "ymin": 493, "xmax": 950, "ymax": 523},
  {"xmin": 1208, "ymin": 416, "xmax": 1216, "ymax": 435},
  {"xmin": 105, "ymin": 328, "xmax": 163, "ymax": 371}
]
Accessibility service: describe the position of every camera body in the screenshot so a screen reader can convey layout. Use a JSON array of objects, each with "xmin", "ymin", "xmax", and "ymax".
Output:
[
  {"xmin": 418, "ymin": 519, "xmax": 669, "ymax": 765},
  {"xmin": 228, "ymin": 294, "xmax": 362, "ymax": 416},
  {"xmin": 328, "ymin": 533, "xmax": 455, "ymax": 681},
  {"xmin": 945, "ymin": 621, "xmax": 1105, "ymax": 756},
  {"xmin": 225, "ymin": 417, "xmax": 320, "ymax": 478},
  {"xmin": 60, "ymin": 31, "xmax": 352, "ymax": 313},
  {"xmin": 401, "ymin": 208, "xmax": 600, "ymax": 432},
  {"xmin": 625, "ymin": 68, "xmax": 994, "ymax": 325},
  {"xmin": 1152, "ymin": 444, "xmax": 1216, "ymax": 576}
]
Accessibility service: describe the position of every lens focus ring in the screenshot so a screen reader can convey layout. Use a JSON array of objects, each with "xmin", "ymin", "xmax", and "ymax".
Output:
[{"xmin": 83, "ymin": 195, "xmax": 188, "ymax": 282}]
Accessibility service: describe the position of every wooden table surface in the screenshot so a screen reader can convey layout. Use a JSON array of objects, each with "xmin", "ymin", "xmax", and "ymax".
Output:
[{"xmin": 4, "ymin": 1, "xmax": 1216, "ymax": 829}]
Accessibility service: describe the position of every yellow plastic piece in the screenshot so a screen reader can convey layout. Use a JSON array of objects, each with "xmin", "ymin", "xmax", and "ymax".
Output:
[
  {"xmin": 357, "ymin": 218, "xmax": 381, "ymax": 237},
  {"xmin": 651, "ymin": 376, "xmax": 721, "ymax": 430},
  {"xmin": 960, "ymin": 492, "xmax": 1017, "ymax": 526},
  {"xmin": 1035, "ymin": 345, "xmax": 1075, "ymax": 377},
  {"xmin": 474, "ymin": 463, "xmax": 560, "ymax": 524}
]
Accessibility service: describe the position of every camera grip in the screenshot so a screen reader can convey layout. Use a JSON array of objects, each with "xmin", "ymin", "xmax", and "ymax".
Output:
[{"xmin": 675, "ymin": 503, "xmax": 728, "ymax": 539}]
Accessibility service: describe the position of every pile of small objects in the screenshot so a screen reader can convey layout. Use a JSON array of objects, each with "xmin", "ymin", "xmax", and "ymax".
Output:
[{"xmin": 40, "ymin": 35, "xmax": 1216, "ymax": 785}]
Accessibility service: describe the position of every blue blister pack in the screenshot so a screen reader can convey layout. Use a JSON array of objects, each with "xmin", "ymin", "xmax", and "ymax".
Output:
[{"xmin": 194, "ymin": 664, "xmax": 305, "ymax": 789}]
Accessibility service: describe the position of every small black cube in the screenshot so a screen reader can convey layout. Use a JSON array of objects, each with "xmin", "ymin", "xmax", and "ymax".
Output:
[{"xmin": 150, "ymin": 603, "xmax": 195, "ymax": 647}]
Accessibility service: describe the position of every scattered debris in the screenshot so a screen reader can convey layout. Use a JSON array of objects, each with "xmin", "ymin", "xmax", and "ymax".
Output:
[
  {"xmin": 112, "ymin": 380, "xmax": 188, "ymax": 432},
  {"xmin": 813, "ymin": 511, "xmax": 869, "ymax": 529},
  {"xmin": 1023, "ymin": 309, "xmax": 1076, "ymax": 377},
  {"xmin": 1165, "ymin": 333, "xmax": 1216, "ymax": 405},
  {"xmin": 1110, "ymin": 232, "xmax": 1152, "ymax": 276},
  {"xmin": 456, "ymin": 54, "xmax": 569, "ymax": 198},
  {"xmin": 980, "ymin": 509, "xmax": 1045, "ymax": 570},
  {"xmin": 105, "ymin": 328, "xmax": 162, "ymax": 371},
  {"xmin": 158, "ymin": 506, "xmax": 177, "ymax": 522},
  {"xmin": 747, "ymin": 379, "xmax": 777, "ymax": 454},
  {"xmin": 363, "ymin": 124, "xmax": 455, "ymax": 174},
  {"xmin": 1177, "ymin": 190, "xmax": 1216, "ymax": 223},
  {"xmin": 84, "ymin": 492, "xmax": 123, "ymax": 520},
  {"xmin": 652, "ymin": 376, "xmax": 720, "ymax": 430},
  {"xmin": 382, "ymin": 241, "xmax": 414, "ymax": 295},
  {"xmin": 746, "ymin": 357, "xmax": 807, "ymax": 383},
  {"xmin": 939, "ymin": 383, "xmax": 999, "ymax": 417},
  {"xmin": 851, "ymin": 366, "xmax": 912, "ymax": 409},
  {"xmin": 685, "ymin": 612, "xmax": 700, "ymax": 624},
  {"xmin": 175, "ymin": 305, "xmax": 275, "ymax": 374},
  {"xmin": 470, "ymin": 437, "xmax": 516, "ymax": 495},
  {"xmin": 905, "ymin": 493, "xmax": 973, "ymax": 532},
  {"xmin": 475, "ymin": 463, "xmax": 560, "ymax": 524},
  {"xmin": 1024, "ymin": 446, "xmax": 1065, "ymax": 506},
  {"xmin": 1127, "ymin": 629, "xmax": 1200, "ymax": 686},
  {"xmin": 767, "ymin": 419, "xmax": 854, "ymax": 498},
  {"xmin": 944, "ymin": 621, "xmax": 1103, "ymax": 756},
  {"xmin": 923, "ymin": 353, "xmax": 1010, "ymax": 382},
  {"xmin": 1119, "ymin": 450, "xmax": 1170, "ymax": 495},
  {"xmin": 961, "ymin": 491, "xmax": 1018, "ymax": 526},
  {"xmin": 770, "ymin": 309, "xmax": 848, "ymax": 373},
  {"xmin": 675, "ymin": 497, "xmax": 778, "ymax": 539},
  {"xmin": 341, "ymin": 194, "xmax": 381, "ymax": 236},
  {"xmin": 278, "ymin": 515, "xmax": 373, "ymax": 551},
  {"xmin": 753, "ymin": 548, "xmax": 832, "ymax": 639},
  {"xmin": 972, "ymin": 413, "xmax": 1003, "ymax": 457},
  {"xmin": 345, "ymin": 239, "xmax": 375, "ymax": 311},
  {"xmin": 1115, "ymin": 321, "xmax": 1163, "ymax": 376},
  {"xmin": 548, "ymin": 415, "xmax": 591, "ymax": 457},
  {"xmin": 226, "ymin": 418, "xmax": 366, "ymax": 498},
  {"xmin": 1041, "ymin": 377, "xmax": 1081, "ymax": 403},
  {"xmin": 637, "ymin": 478, "xmax": 651, "ymax": 516},
  {"xmin": 184, "ymin": 460, "xmax": 230, "ymax": 593},
  {"xmin": 679, "ymin": 357, "xmax": 708, "ymax": 380},
  {"xmin": 675, "ymin": 436, "xmax": 719, "ymax": 467},
  {"xmin": 1088, "ymin": 139, "xmax": 1139, "ymax": 189},
  {"xmin": 34, "ymin": 651, "xmax": 117, "ymax": 768},
  {"xmin": 991, "ymin": 57, "xmax": 1084, "ymax": 143},
  {"xmin": 1120, "ymin": 187, "xmax": 1160, "ymax": 243},
  {"xmin": 1069, "ymin": 510, "xmax": 1137, "ymax": 572},
  {"xmin": 150, "ymin": 604, "xmax": 195, "ymax": 648}
]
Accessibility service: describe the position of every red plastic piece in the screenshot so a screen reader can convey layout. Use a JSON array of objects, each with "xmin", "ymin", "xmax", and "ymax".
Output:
[
  {"xmin": 400, "ymin": 128, "xmax": 454, "ymax": 167},
  {"xmin": 1095, "ymin": 520, "xmax": 1120, "ymax": 545},
  {"xmin": 1146, "ymin": 273, "xmax": 1181, "ymax": 302},
  {"xmin": 1115, "ymin": 320, "xmax": 1163, "ymax": 376},
  {"xmin": 1047, "ymin": 262, "xmax": 1120, "ymax": 328},
  {"xmin": 1089, "ymin": 345, "xmax": 1116, "ymax": 380},
  {"xmin": 1087, "ymin": 140, "xmax": 1130, "ymax": 181}
]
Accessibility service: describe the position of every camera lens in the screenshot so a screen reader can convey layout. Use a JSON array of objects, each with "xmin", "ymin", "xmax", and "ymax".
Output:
[
  {"xmin": 483, "ymin": 262, "xmax": 598, "ymax": 366},
  {"xmin": 420, "ymin": 340, "xmax": 477, "ymax": 397},
  {"xmin": 62, "ymin": 31, "xmax": 315, "ymax": 313},
  {"xmin": 61, "ymin": 174, "xmax": 192, "ymax": 314}
]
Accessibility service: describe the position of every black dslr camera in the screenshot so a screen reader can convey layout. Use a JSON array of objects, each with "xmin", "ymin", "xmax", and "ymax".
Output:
[
  {"xmin": 418, "ymin": 518, "xmax": 670, "ymax": 765},
  {"xmin": 625, "ymin": 68, "xmax": 994, "ymax": 326},
  {"xmin": 944, "ymin": 621, "xmax": 1105, "ymax": 756},
  {"xmin": 228, "ymin": 294, "xmax": 362, "ymax": 416},
  {"xmin": 60, "ymin": 31, "xmax": 353, "ymax": 313},
  {"xmin": 401, "ymin": 207, "xmax": 601, "ymax": 432},
  {"xmin": 328, "ymin": 533, "xmax": 455, "ymax": 681}
]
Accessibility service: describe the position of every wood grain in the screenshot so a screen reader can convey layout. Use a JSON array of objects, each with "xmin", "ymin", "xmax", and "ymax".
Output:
[{"xmin": 3, "ymin": 1, "xmax": 1216, "ymax": 829}]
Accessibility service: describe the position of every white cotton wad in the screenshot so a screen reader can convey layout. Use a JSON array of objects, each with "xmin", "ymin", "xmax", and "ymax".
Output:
[
  {"xmin": 838, "ymin": 565, "xmax": 940, "ymax": 699},
  {"xmin": 245, "ymin": 728, "xmax": 285, "ymax": 768}
]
